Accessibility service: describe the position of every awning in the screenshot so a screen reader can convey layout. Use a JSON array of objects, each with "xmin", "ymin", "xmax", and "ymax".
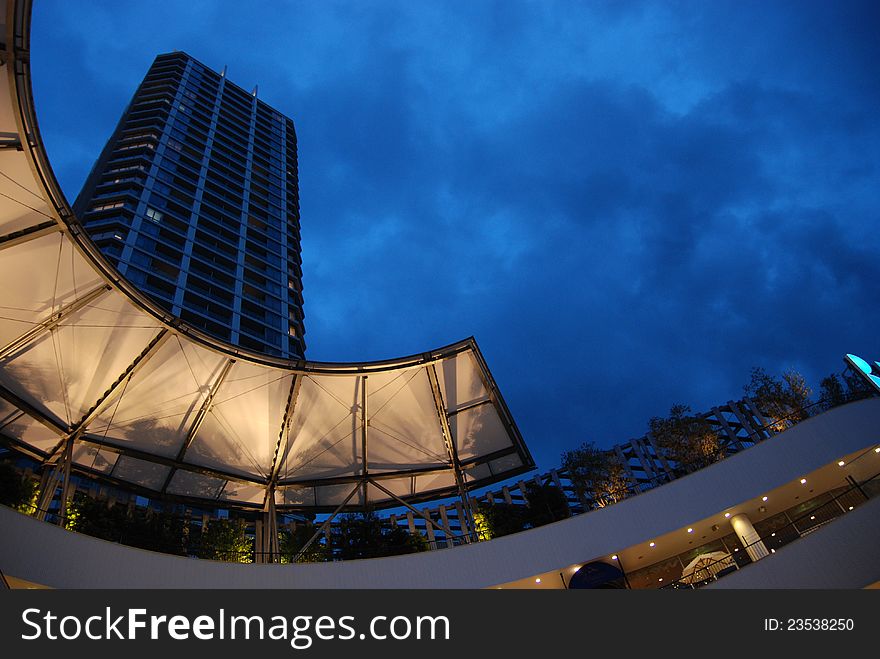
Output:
[{"xmin": 0, "ymin": 3, "xmax": 533, "ymax": 510}]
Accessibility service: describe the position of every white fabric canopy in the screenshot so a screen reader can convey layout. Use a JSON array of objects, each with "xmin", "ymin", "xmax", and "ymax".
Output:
[{"xmin": 0, "ymin": 7, "xmax": 533, "ymax": 510}]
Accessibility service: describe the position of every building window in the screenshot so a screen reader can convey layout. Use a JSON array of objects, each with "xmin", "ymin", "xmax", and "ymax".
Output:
[
  {"xmin": 145, "ymin": 207, "xmax": 164, "ymax": 224},
  {"xmin": 90, "ymin": 201, "xmax": 125, "ymax": 212}
]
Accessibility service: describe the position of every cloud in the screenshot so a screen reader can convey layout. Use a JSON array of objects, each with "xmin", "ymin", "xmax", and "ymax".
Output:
[{"xmin": 29, "ymin": 0, "xmax": 880, "ymax": 468}]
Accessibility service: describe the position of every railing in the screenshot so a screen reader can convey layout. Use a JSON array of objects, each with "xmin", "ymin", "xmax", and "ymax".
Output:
[
  {"xmin": 657, "ymin": 470, "xmax": 879, "ymax": 590},
  {"xmin": 8, "ymin": 497, "xmax": 483, "ymax": 564},
  {"xmin": 2, "ymin": 391, "xmax": 875, "ymax": 565}
]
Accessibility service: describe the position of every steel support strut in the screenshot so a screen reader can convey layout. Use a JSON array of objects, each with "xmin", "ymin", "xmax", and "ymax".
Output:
[
  {"xmin": 369, "ymin": 478, "xmax": 461, "ymax": 539},
  {"xmin": 261, "ymin": 374, "xmax": 302, "ymax": 561},
  {"xmin": 44, "ymin": 329, "xmax": 170, "ymax": 461},
  {"xmin": 426, "ymin": 363, "xmax": 476, "ymax": 539},
  {"xmin": 0, "ymin": 284, "xmax": 111, "ymax": 361},
  {"xmin": 0, "ymin": 221, "xmax": 59, "ymax": 251},
  {"xmin": 361, "ymin": 375, "xmax": 368, "ymax": 503},
  {"xmin": 161, "ymin": 358, "xmax": 235, "ymax": 493},
  {"xmin": 293, "ymin": 484, "xmax": 361, "ymax": 562}
]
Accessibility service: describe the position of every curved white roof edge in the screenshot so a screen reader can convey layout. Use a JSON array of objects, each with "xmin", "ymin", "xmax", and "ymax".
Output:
[
  {"xmin": 0, "ymin": 0, "xmax": 533, "ymax": 511},
  {"xmin": 2, "ymin": 397, "xmax": 878, "ymax": 588}
]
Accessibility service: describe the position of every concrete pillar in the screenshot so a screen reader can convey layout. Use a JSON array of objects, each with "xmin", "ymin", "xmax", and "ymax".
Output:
[{"xmin": 730, "ymin": 513, "xmax": 770, "ymax": 562}]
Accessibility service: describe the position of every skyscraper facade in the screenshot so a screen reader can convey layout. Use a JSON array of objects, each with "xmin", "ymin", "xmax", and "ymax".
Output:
[{"xmin": 74, "ymin": 51, "xmax": 305, "ymax": 359}]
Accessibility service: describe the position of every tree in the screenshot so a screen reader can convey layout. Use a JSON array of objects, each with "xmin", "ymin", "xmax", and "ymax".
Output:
[
  {"xmin": 332, "ymin": 511, "xmax": 427, "ymax": 560},
  {"xmin": 744, "ymin": 367, "xmax": 812, "ymax": 431},
  {"xmin": 198, "ymin": 518, "xmax": 253, "ymax": 563},
  {"xmin": 473, "ymin": 501, "xmax": 526, "ymax": 539},
  {"xmin": 279, "ymin": 523, "xmax": 332, "ymax": 563},
  {"xmin": 649, "ymin": 404, "xmax": 724, "ymax": 474},
  {"xmin": 561, "ymin": 442, "xmax": 629, "ymax": 508},
  {"xmin": 842, "ymin": 368, "xmax": 875, "ymax": 401},
  {"xmin": 522, "ymin": 482, "xmax": 570, "ymax": 527},
  {"xmin": 65, "ymin": 494, "xmax": 190, "ymax": 555},
  {"xmin": 65, "ymin": 493, "xmax": 128, "ymax": 540},
  {"xmin": 0, "ymin": 461, "xmax": 38, "ymax": 513},
  {"xmin": 818, "ymin": 369, "xmax": 876, "ymax": 412},
  {"xmin": 818, "ymin": 374, "xmax": 847, "ymax": 411}
]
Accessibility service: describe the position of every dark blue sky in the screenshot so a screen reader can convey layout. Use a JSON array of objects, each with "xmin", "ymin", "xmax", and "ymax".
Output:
[{"xmin": 31, "ymin": 1, "xmax": 880, "ymax": 471}]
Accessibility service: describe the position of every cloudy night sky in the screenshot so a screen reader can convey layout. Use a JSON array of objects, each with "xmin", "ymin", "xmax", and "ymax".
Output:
[{"xmin": 30, "ymin": 1, "xmax": 879, "ymax": 471}]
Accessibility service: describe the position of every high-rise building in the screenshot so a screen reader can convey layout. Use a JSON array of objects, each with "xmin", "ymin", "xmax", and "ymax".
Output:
[{"xmin": 74, "ymin": 51, "xmax": 305, "ymax": 359}]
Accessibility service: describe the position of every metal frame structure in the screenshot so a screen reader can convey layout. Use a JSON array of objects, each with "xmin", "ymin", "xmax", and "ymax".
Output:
[{"xmin": 0, "ymin": 0, "xmax": 535, "ymax": 527}]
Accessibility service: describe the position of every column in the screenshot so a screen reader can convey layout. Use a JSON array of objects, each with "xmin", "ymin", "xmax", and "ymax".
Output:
[{"xmin": 730, "ymin": 513, "xmax": 769, "ymax": 562}]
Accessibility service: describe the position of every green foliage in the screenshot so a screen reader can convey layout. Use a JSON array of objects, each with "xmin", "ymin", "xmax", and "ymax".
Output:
[
  {"xmin": 476, "ymin": 483, "xmax": 569, "ymax": 539},
  {"xmin": 744, "ymin": 367, "xmax": 812, "ymax": 430},
  {"xmin": 842, "ymin": 368, "xmax": 874, "ymax": 398},
  {"xmin": 332, "ymin": 511, "xmax": 427, "ymax": 560},
  {"xmin": 279, "ymin": 523, "xmax": 332, "ymax": 563},
  {"xmin": 649, "ymin": 404, "xmax": 724, "ymax": 474},
  {"xmin": 0, "ymin": 461, "xmax": 38, "ymax": 513},
  {"xmin": 65, "ymin": 493, "xmax": 124, "ymax": 538},
  {"xmin": 522, "ymin": 482, "xmax": 569, "ymax": 527},
  {"xmin": 475, "ymin": 501, "xmax": 526, "ymax": 539},
  {"xmin": 819, "ymin": 370, "xmax": 874, "ymax": 411},
  {"xmin": 198, "ymin": 518, "xmax": 253, "ymax": 563},
  {"xmin": 561, "ymin": 441, "xmax": 629, "ymax": 507},
  {"xmin": 819, "ymin": 374, "xmax": 847, "ymax": 410},
  {"xmin": 66, "ymin": 493, "xmax": 189, "ymax": 555}
]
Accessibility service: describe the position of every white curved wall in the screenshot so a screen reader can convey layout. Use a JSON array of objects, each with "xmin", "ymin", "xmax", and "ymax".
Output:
[
  {"xmin": 2, "ymin": 398, "xmax": 878, "ymax": 588},
  {"xmin": 707, "ymin": 494, "xmax": 880, "ymax": 589}
]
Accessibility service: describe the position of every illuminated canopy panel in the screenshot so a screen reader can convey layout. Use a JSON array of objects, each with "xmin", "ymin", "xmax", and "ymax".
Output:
[{"xmin": 0, "ymin": 1, "xmax": 533, "ymax": 510}]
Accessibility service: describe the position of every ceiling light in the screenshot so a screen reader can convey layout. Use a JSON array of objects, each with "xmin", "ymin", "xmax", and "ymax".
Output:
[
  {"xmin": 535, "ymin": 578, "xmax": 541, "ymax": 584},
  {"xmin": 724, "ymin": 512, "xmax": 731, "ymax": 518},
  {"xmin": 762, "ymin": 496, "xmax": 768, "ymax": 501},
  {"xmin": 838, "ymin": 460, "xmax": 846, "ymax": 466},
  {"xmin": 810, "ymin": 516, "xmax": 815, "ymax": 520},
  {"xmin": 649, "ymin": 542, "xmax": 655, "ymax": 547},
  {"xmin": 848, "ymin": 506, "xmax": 853, "ymax": 511},
  {"xmin": 770, "ymin": 549, "xmax": 776, "ymax": 554},
  {"xmin": 658, "ymin": 578, "xmax": 663, "ymax": 582},
  {"xmin": 611, "ymin": 555, "xmax": 618, "ymax": 560},
  {"xmin": 874, "ymin": 447, "xmax": 879, "ymax": 453},
  {"xmin": 771, "ymin": 532, "xmax": 776, "ymax": 537},
  {"xmin": 800, "ymin": 478, "xmax": 807, "ymax": 484},
  {"xmin": 687, "ymin": 528, "xmax": 693, "ymax": 533}
]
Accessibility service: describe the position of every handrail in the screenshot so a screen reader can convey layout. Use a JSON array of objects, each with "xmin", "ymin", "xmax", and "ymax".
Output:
[
  {"xmin": 3, "ymin": 392, "xmax": 876, "ymax": 565},
  {"xmin": 658, "ymin": 469, "xmax": 879, "ymax": 589}
]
